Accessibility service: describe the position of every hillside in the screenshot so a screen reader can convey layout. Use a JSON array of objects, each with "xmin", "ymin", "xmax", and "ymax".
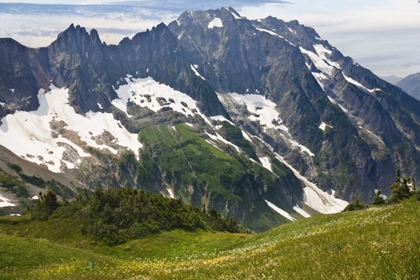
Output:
[
  {"xmin": 1, "ymin": 199, "xmax": 419, "ymax": 279},
  {"xmin": 2, "ymin": 7, "xmax": 420, "ymax": 231},
  {"xmin": 397, "ymin": 72, "xmax": 420, "ymax": 100}
]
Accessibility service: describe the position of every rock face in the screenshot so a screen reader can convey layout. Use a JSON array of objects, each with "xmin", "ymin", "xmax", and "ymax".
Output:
[
  {"xmin": 1, "ymin": 7, "xmax": 420, "ymax": 231},
  {"xmin": 397, "ymin": 73, "xmax": 420, "ymax": 101},
  {"xmin": 168, "ymin": 7, "xmax": 420, "ymax": 201}
]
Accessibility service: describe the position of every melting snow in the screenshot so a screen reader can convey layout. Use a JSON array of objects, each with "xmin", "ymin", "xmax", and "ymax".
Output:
[
  {"xmin": 31, "ymin": 196, "xmax": 39, "ymax": 200},
  {"xmin": 275, "ymin": 152, "xmax": 348, "ymax": 213},
  {"xmin": 218, "ymin": 93, "xmax": 314, "ymax": 157},
  {"xmin": 167, "ymin": 188, "xmax": 175, "ymax": 199},
  {"xmin": 251, "ymin": 135, "xmax": 348, "ymax": 214},
  {"xmin": 259, "ymin": 156, "xmax": 273, "ymax": 172},
  {"xmin": 288, "ymin": 27, "xmax": 297, "ymax": 34},
  {"xmin": 0, "ymin": 194, "xmax": 15, "ymax": 208},
  {"xmin": 253, "ymin": 26, "xmax": 295, "ymax": 46},
  {"xmin": 222, "ymin": 93, "xmax": 288, "ymax": 132},
  {"xmin": 311, "ymin": 72, "xmax": 328, "ymax": 91},
  {"xmin": 113, "ymin": 77, "xmax": 210, "ymax": 125},
  {"xmin": 319, "ymin": 122, "xmax": 332, "ymax": 131},
  {"xmin": 265, "ymin": 200, "xmax": 296, "ymax": 222},
  {"xmin": 327, "ymin": 96, "xmax": 337, "ymax": 105},
  {"xmin": 210, "ymin": 115, "xmax": 235, "ymax": 126},
  {"xmin": 190, "ymin": 65, "xmax": 206, "ymax": 81},
  {"xmin": 241, "ymin": 130, "xmax": 252, "ymax": 142},
  {"xmin": 208, "ymin": 17, "xmax": 223, "ymax": 29},
  {"xmin": 300, "ymin": 44, "xmax": 339, "ymax": 76},
  {"xmin": 343, "ymin": 74, "xmax": 381, "ymax": 93},
  {"xmin": 0, "ymin": 86, "xmax": 142, "ymax": 173},
  {"xmin": 293, "ymin": 205, "xmax": 311, "ymax": 218},
  {"xmin": 206, "ymin": 132, "xmax": 241, "ymax": 152}
]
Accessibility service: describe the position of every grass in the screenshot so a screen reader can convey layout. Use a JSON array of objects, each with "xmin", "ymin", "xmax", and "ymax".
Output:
[{"xmin": 0, "ymin": 199, "xmax": 419, "ymax": 279}]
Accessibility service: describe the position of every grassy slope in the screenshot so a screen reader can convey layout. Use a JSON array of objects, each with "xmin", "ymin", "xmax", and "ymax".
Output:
[
  {"xmin": 1, "ymin": 200, "xmax": 419, "ymax": 279},
  {"xmin": 138, "ymin": 124, "xmax": 290, "ymax": 230}
]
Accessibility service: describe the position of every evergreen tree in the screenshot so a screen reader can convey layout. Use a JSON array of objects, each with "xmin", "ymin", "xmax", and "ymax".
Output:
[
  {"xmin": 371, "ymin": 190, "xmax": 386, "ymax": 206},
  {"xmin": 343, "ymin": 197, "xmax": 368, "ymax": 212},
  {"xmin": 387, "ymin": 169, "xmax": 414, "ymax": 204}
]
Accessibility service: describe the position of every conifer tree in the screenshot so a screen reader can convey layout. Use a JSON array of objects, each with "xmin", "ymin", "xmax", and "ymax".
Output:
[
  {"xmin": 372, "ymin": 190, "xmax": 386, "ymax": 206},
  {"xmin": 387, "ymin": 169, "xmax": 413, "ymax": 204}
]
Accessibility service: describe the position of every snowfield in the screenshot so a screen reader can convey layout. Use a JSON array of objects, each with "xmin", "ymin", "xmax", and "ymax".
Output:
[
  {"xmin": 217, "ymin": 93, "xmax": 314, "ymax": 157},
  {"xmin": 113, "ymin": 76, "xmax": 210, "ymax": 125},
  {"xmin": 0, "ymin": 86, "xmax": 142, "ymax": 173},
  {"xmin": 0, "ymin": 194, "xmax": 15, "ymax": 208},
  {"xmin": 208, "ymin": 17, "xmax": 223, "ymax": 29},
  {"xmin": 265, "ymin": 200, "xmax": 296, "ymax": 222}
]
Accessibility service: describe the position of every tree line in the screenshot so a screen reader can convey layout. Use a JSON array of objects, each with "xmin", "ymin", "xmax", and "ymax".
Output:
[{"xmin": 30, "ymin": 187, "xmax": 247, "ymax": 245}]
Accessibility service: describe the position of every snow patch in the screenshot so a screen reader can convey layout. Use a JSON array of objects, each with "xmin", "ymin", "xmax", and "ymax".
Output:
[
  {"xmin": 31, "ymin": 195, "xmax": 39, "ymax": 200},
  {"xmin": 293, "ymin": 205, "xmax": 311, "ymax": 218},
  {"xmin": 210, "ymin": 115, "xmax": 235, "ymax": 126},
  {"xmin": 288, "ymin": 27, "xmax": 297, "ymax": 34},
  {"xmin": 241, "ymin": 130, "xmax": 252, "ymax": 142},
  {"xmin": 217, "ymin": 93, "xmax": 314, "ymax": 157},
  {"xmin": 97, "ymin": 103, "xmax": 103, "ymax": 110},
  {"xmin": 259, "ymin": 156, "xmax": 273, "ymax": 172},
  {"xmin": 319, "ymin": 122, "xmax": 332, "ymax": 131},
  {"xmin": 0, "ymin": 86, "xmax": 142, "ymax": 173},
  {"xmin": 265, "ymin": 200, "xmax": 296, "ymax": 222},
  {"xmin": 254, "ymin": 26, "xmax": 295, "ymax": 46},
  {"xmin": 208, "ymin": 17, "xmax": 223, "ymax": 29},
  {"xmin": 0, "ymin": 194, "xmax": 15, "ymax": 208},
  {"xmin": 300, "ymin": 44, "xmax": 339, "ymax": 76},
  {"xmin": 10, "ymin": 89, "xmax": 15, "ymax": 93},
  {"xmin": 251, "ymin": 136, "xmax": 348, "ymax": 214},
  {"xmin": 343, "ymin": 74, "xmax": 381, "ymax": 93},
  {"xmin": 113, "ymin": 77, "xmax": 209, "ymax": 125},
  {"xmin": 221, "ymin": 93, "xmax": 288, "ymax": 133},
  {"xmin": 190, "ymin": 64, "xmax": 206, "ymax": 81},
  {"xmin": 311, "ymin": 72, "xmax": 328, "ymax": 91},
  {"xmin": 327, "ymin": 96, "xmax": 337, "ymax": 105},
  {"xmin": 167, "ymin": 188, "xmax": 175, "ymax": 199},
  {"xmin": 206, "ymin": 132, "xmax": 241, "ymax": 152},
  {"xmin": 274, "ymin": 152, "xmax": 348, "ymax": 213}
]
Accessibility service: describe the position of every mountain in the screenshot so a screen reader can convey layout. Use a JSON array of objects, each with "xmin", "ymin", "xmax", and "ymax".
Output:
[
  {"xmin": 1, "ymin": 7, "xmax": 420, "ymax": 231},
  {"xmin": 397, "ymin": 72, "xmax": 420, "ymax": 100},
  {"xmin": 380, "ymin": 75, "xmax": 403, "ymax": 85}
]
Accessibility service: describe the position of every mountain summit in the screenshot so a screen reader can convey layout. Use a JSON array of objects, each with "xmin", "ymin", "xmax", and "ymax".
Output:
[{"xmin": 0, "ymin": 8, "xmax": 420, "ymax": 231}]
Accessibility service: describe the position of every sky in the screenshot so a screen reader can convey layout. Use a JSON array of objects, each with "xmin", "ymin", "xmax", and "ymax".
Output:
[{"xmin": 0, "ymin": 0, "xmax": 419, "ymax": 77}]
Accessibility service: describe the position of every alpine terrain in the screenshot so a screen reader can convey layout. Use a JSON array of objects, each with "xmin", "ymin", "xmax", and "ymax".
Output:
[
  {"xmin": 1, "ymin": 7, "xmax": 420, "ymax": 231},
  {"xmin": 397, "ymin": 72, "xmax": 420, "ymax": 101}
]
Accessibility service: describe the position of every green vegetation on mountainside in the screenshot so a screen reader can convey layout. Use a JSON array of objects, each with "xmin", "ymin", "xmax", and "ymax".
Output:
[
  {"xmin": 0, "ymin": 199, "xmax": 419, "ymax": 279},
  {"xmin": 137, "ymin": 123, "xmax": 301, "ymax": 231},
  {"xmin": 28, "ymin": 187, "xmax": 244, "ymax": 246}
]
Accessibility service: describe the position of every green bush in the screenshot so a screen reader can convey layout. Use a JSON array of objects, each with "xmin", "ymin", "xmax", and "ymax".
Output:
[{"xmin": 343, "ymin": 197, "xmax": 368, "ymax": 212}]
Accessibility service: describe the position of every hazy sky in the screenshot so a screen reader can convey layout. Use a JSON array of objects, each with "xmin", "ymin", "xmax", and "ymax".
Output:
[{"xmin": 0, "ymin": 0, "xmax": 419, "ymax": 77}]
